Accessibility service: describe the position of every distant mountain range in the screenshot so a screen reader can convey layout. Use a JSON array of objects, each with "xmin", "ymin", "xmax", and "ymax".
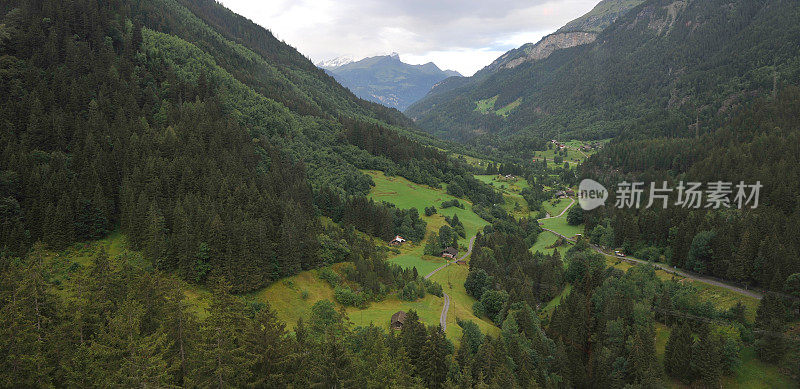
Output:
[
  {"xmin": 317, "ymin": 56, "xmax": 355, "ymax": 68},
  {"xmin": 318, "ymin": 53, "xmax": 461, "ymax": 111},
  {"xmin": 406, "ymin": 0, "xmax": 800, "ymax": 143}
]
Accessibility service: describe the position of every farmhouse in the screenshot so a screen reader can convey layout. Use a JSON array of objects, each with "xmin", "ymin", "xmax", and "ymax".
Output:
[
  {"xmin": 390, "ymin": 311, "xmax": 407, "ymax": 330},
  {"xmin": 442, "ymin": 246, "xmax": 458, "ymax": 259},
  {"xmin": 555, "ymin": 190, "xmax": 566, "ymax": 198},
  {"xmin": 389, "ymin": 235, "xmax": 406, "ymax": 246}
]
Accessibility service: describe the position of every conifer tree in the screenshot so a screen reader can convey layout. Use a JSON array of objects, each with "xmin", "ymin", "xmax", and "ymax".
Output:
[
  {"xmin": 189, "ymin": 279, "xmax": 255, "ymax": 387},
  {"xmin": 248, "ymin": 303, "xmax": 294, "ymax": 387},
  {"xmin": 664, "ymin": 322, "xmax": 694, "ymax": 381}
]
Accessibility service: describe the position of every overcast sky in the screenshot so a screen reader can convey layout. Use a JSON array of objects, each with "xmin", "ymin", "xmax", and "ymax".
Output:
[{"xmin": 218, "ymin": 0, "xmax": 601, "ymax": 76}]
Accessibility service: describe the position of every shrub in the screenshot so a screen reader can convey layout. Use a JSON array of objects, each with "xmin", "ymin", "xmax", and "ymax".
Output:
[
  {"xmin": 334, "ymin": 286, "xmax": 365, "ymax": 307},
  {"xmin": 480, "ymin": 289, "xmax": 509, "ymax": 324},
  {"xmin": 424, "ymin": 206, "xmax": 437, "ymax": 216},
  {"xmin": 425, "ymin": 279, "xmax": 443, "ymax": 297},
  {"xmin": 400, "ymin": 281, "xmax": 426, "ymax": 301},
  {"xmin": 473, "ymin": 301, "xmax": 486, "ymax": 318},
  {"xmin": 318, "ymin": 267, "xmax": 341, "ymax": 287},
  {"xmin": 464, "ymin": 269, "xmax": 491, "ymax": 299},
  {"xmin": 440, "ymin": 199, "xmax": 464, "ymax": 209}
]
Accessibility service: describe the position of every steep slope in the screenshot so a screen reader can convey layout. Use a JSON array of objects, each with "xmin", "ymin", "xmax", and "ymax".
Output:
[
  {"xmin": 439, "ymin": 0, "xmax": 643, "ymax": 91},
  {"xmin": 0, "ymin": 0, "xmax": 492, "ymax": 292},
  {"xmin": 322, "ymin": 53, "xmax": 462, "ymax": 111},
  {"xmin": 407, "ymin": 0, "xmax": 800, "ymax": 148},
  {"xmin": 557, "ymin": 0, "xmax": 645, "ymax": 33}
]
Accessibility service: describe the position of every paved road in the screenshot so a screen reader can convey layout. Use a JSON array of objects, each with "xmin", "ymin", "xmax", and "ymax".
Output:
[
  {"xmin": 425, "ymin": 235, "xmax": 476, "ymax": 331},
  {"xmin": 542, "ymin": 197, "xmax": 574, "ymax": 219},
  {"xmin": 539, "ymin": 226, "xmax": 764, "ymax": 300},
  {"xmin": 424, "ymin": 235, "xmax": 476, "ymax": 279},
  {"xmin": 440, "ymin": 293, "xmax": 450, "ymax": 330}
]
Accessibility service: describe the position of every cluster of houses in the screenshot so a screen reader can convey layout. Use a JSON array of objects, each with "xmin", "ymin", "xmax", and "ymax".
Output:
[
  {"xmin": 550, "ymin": 139, "xmax": 566, "ymax": 150},
  {"xmin": 390, "ymin": 236, "xmax": 464, "ymax": 263},
  {"xmin": 554, "ymin": 189, "xmax": 575, "ymax": 199},
  {"xmin": 580, "ymin": 142, "xmax": 603, "ymax": 152},
  {"xmin": 551, "ymin": 140, "xmax": 603, "ymax": 153}
]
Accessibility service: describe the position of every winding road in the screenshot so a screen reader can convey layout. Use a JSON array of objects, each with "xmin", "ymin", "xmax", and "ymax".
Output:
[
  {"xmin": 425, "ymin": 235, "xmax": 476, "ymax": 330},
  {"xmin": 538, "ymin": 225, "xmax": 764, "ymax": 300},
  {"xmin": 540, "ymin": 197, "xmax": 575, "ymax": 220}
]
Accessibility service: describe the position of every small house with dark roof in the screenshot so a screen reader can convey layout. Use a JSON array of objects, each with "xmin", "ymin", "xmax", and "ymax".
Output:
[
  {"xmin": 441, "ymin": 247, "xmax": 458, "ymax": 259},
  {"xmin": 390, "ymin": 311, "xmax": 407, "ymax": 330}
]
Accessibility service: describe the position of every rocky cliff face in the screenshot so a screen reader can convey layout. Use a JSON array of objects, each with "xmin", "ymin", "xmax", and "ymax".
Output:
[
  {"xmin": 487, "ymin": 32, "xmax": 598, "ymax": 71},
  {"xmin": 473, "ymin": 0, "xmax": 643, "ymax": 76},
  {"xmin": 557, "ymin": 0, "xmax": 645, "ymax": 33},
  {"xmin": 498, "ymin": 32, "xmax": 597, "ymax": 69}
]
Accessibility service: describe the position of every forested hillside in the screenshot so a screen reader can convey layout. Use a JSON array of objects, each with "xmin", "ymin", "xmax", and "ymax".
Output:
[
  {"xmin": 0, "ymin": 0, "xmax": 493, "ymax": 292},
  {"xmin": 407, "ymin": 0, "xmax": 800, "ymax": 148},
  {"xmin": 582, "ymin": 87, "xmax": 800, "ymax": 293}
]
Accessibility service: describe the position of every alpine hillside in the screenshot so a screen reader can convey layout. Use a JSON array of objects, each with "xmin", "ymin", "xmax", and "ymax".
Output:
[{"xmin": 406, "ymin": 0, "xmax": 800, "ymax": 148}]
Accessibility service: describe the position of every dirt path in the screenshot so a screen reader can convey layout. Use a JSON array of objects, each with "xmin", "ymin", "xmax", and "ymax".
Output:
[
  {"xmin": 425, "ymin": 235, "xmax": 476, "ymax": 331},
  {"xmin": 539, "ymin": 227, "xmax": 764, "ymax": 300}
]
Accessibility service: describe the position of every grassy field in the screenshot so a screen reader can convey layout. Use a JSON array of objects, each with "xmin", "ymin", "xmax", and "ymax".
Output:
[
  {"xmin": 428, "ymin": 264, "xmax": 501, "ymax": 341},
  {"xmin": 474, "ymin": 174, "xmax": 530, "ymax": 190},
  {"xmin": 365, "ymin": 170, "xmax": 489, "ymax": 248},
  {"xmin": 495, "ymin": 98, "xmax": 521, "ymax": 117},
  {"xmin": 654, "ymin": 323, "xmax": 670, "ymax": 366},
  {"xmin": 656, "ymin": 325, "xmax": 796, "ymax": 388},
  {"xmin": 347, "ymin": 295, "xmax": 443, "ymax": 331},
  {"xmin": 533, "ymin": 147, "xmax": 585, "ymax": 165},
  {"xmin": 473, "ymin": 95, "xmax": 520, "ymax": 117},
  {"xmin": 722, "ymin": 347, "xmax": 797, "ymax": 388},
  {"xmin": 247, "ymin": 268, "xmax": 337, "ymax": 327},
  {"xmin": 247, "ymin": 264, "xmax": 451, "ymax": 336},
  {"xmin": 474, "ymin": 95, "xmax": 498, "ymax": 114},
  {"xmin": 541, "ymin": 284, "xmax": 572, "ymax": 317},
  {"xmin": 687, "ymin": 280, "xmax": 760, "ymax": 323},
  {"xmin": 542, "ymin": 198, "xmax": 572, "ymax": 217},
  {"xmin": 530, "ymin": 231, "xmax": 570, "ymax": 255},
  {"xmin": 386, "ymin": 243, "xmax": 447, "ymax": 276},
  {"xmin": 539, "ymin": 214, "xmax": 584, "ymax": 238},
  {"xmin": 474, "ymin": 174, "xmax": 532, "ymax": 218}
]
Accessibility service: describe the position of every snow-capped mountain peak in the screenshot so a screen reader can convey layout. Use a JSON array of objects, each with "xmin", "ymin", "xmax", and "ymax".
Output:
[{"xmin": 316, "ymin": 56, "xmax": 354, "ymax": 69}]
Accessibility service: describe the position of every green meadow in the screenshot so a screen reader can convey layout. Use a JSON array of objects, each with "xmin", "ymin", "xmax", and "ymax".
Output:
[
  {"xmin": 542, "ymin": 197, "xmax": 573, "ymax": 217},
  {"xmin": 429, "ymin": 264, "xmax": 501, "ymax": 341},
  {"xmin": 474, "ymin": 95, "xmax": 521, "ymax": 117},
  {"xmin": 539, "ymin": 213, "xmax": 584, "ymax": 238},
  {"xmin": 530, "ymin": 231, "xmax": 568, "ymax": 255},
  {"xmin": 364, "ymin": 170, "xmax": 489, "ymax": 248},
  {"xmin": 474, "ymin": 174, "xmax": 533, "ymax": 218}
]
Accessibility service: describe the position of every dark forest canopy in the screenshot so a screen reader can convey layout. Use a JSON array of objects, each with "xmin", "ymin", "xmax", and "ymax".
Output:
[{"xmin": 581, "ymin": 87, "xmax": 800, "ymax": 294}]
